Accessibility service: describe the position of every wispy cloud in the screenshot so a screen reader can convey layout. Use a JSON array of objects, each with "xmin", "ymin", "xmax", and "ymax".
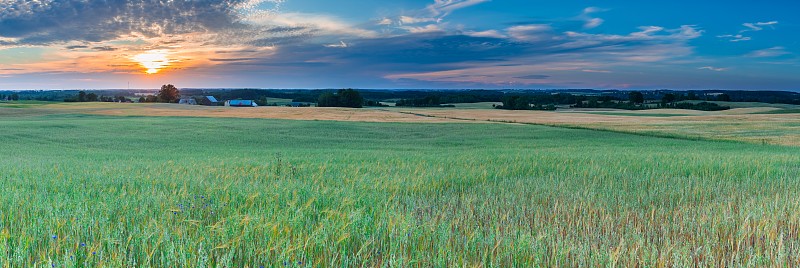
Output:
[
  {"xmin": 514, "ymin": 75, "xmax": 551, "ymax": 80},
  {"xmin": 401, "ymin": 24, "xmax": 446, "ymax": 34},
  {"xmin": 579, "ymin": 7, "xmax": 606, "ymax": 29},
  {"xmin": 698, "ymin": 66, "xmax": 726, "ymax": 72},
  {"xmin": 718, "ymin": 21, "xmax": 779, "ymax": 42},
  {"xmin": 582, "ymin": 69, "xmax": 611, "ymax": 73},
  {"xmin": 324, "ymin": 41, "xmax": 349, "ymax": 48},
  {"xmin": 399, "ymin": 16, "xmax": 437, "ymax": 25},
  {"xmin": 717, "ymin": 34, "xmax": 751, "ymax": 42},
  {"xmin": 507, "ymin": 25, "xmax": 554, "ymax": 42},
  {"xmin": 426, "ymin": 0, "xmax": 490, "ymax": 19},
  {"xmin": 741, "ymin": 21, "xmax": 778, "ymax": 32},
  {"xmin": 747, "ymin": 46, "xmax": 790, "ymax": 58},
  {"xmin": 464, "ymin": 30, "xmax": 507, "ymax": 39}
]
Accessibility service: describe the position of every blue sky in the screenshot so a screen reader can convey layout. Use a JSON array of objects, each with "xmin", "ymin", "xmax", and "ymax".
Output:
[{"xmin": 0, "ymin": 0, "xmax": 798, "ymax": 90}]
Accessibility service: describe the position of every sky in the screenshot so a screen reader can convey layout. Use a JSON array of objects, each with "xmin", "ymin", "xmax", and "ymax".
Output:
[{"xmin": 0, "ymin": 0, "xmax": 798, "ymax": 90}]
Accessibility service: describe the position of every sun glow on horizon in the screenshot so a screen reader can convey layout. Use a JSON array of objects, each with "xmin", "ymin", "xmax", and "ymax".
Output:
[{"xmin": 132, "ymin": 50, "xmax": 170, "ymax": 74}]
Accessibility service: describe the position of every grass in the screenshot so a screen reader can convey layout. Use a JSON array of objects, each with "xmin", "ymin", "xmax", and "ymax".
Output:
[
  {"xmin": 757, "ymin": 109, "xmax": 800, "ymax": 114},
  {"xmin": 398, "ymin": 108, "xmax": 800, "ymax": 146},
  {"xmin": 1, "ymin": 112, "xmax": 799, "ymax": 267},
  {"xmin": 0, "ymin": 101, "xmax": 53, "ymax": 108},
  {"xmin": 681, "ymin": 100, "xmax": 800, "ymax": 109},
  {"xmin": 446, "ymin": 102, "xmax": 502, "ymax": 109},
  {"xmin": 575, "ymin": 111, "xmax": 693, "ymax": 117}
]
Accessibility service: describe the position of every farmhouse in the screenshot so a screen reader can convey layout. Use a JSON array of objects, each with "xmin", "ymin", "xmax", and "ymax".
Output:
[
  {"xmin": 201, "ymin": 96, "xmax": 219, "ymax": 106},
  {"xmin": 178, "ymin": 98, "xmax": 197, "ymax": 105},
  {"xmin": 225, "ymin": 100, "xmax": 258, "ymax": 107}
]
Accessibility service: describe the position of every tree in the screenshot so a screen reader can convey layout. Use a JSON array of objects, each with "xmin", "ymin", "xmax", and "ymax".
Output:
[
  {"xmin": 145, "ymin": 95, "xmax": 158, "ymax": 103},
  {"xmin": 10, "ymin": 94, "xmax": 19, "ymax": 101},
  {"xmin": 717, "ymin": 93, "xmax": 731, "ymax": 102},
  {"xmin": 158, "ymin": 84, "xmax": 180, "ymax": 103},
  {"xmin": 138, "ymin": 97, "xmax": 146, "ymax": 103},
  {"xmin": 338, "ymin": 89, "xmax": 363, "ymax": 108},
  {"xmin": 78, "ymin": 91, "xmax": 87, "ymax": 102},
  {"xmin": 87, "ymin": 93, "xmax": 98, "ymax": 102},
  {"xmin": 628, "ymin": 91, "xmax": 644, "ymax": 104},
  {"xmin": 317, "ymin": 92, "xmax": 338, "ymax": 107},
  {"xmin": 316, "ymin": 89, "xmax": 363, "ymax": 108},
  {"xmin": 661, "ymin": 93, "xmax": 676, "ymax": 105}
]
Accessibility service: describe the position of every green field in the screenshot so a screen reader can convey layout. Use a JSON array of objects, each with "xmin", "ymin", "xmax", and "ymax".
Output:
[{"xmin": 2, "ymin": 113, "xmax": 799, "ymax": 266}]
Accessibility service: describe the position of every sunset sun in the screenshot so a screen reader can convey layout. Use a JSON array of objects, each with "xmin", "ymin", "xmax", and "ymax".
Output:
[{"xmin": 132, "ymin": 50, "xmax": 170, "ymax": 74}]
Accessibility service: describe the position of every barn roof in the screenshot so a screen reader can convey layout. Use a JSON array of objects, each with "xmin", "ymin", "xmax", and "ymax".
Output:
[
  {"xmin": 205, "ymin": 96, "xmax": 218, "ymax": 103},
  {"xmin": 228, "ymin": 100, "xmax": 255, "ymax": 106}
]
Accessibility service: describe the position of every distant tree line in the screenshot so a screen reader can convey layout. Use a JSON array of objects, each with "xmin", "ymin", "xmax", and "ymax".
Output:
[
  {"xmin": 64, "ymin": 91, "xmax": 132, "ymax": 102},
  {"xmin": 0, "ymin": 93, "xmax": 20, "ymax": 101},
  {"xmin": 395, "ymin": 93, "xmax": 499, "ymax": 107},
  {"xmin": 395, "ymin": 95, "xmax": 454, "ymax": 107},
  {"xmin": 572, "ymin": 91, "xmax": 730, "ymax": 111},
  {"xmin": 494, "ymin": 93, "xmax": 583, "ymax": 110}
]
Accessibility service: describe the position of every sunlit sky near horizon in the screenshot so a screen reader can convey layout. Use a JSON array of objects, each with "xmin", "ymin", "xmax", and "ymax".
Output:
[{"xmin": 0, "ymin": 0, "xmax": 798, "ymax": 90}]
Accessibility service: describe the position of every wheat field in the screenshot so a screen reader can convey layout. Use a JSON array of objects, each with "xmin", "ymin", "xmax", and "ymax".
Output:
[{"xmin": 1, "ymin": 105, "xmax": 799, "ymax": 266}]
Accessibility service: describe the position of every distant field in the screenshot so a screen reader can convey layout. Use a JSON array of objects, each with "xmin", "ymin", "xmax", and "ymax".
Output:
[
  {"xmin": 447, "ymin": 102, "xmax": 502, "ymax": 109},
  {"xmin": 2, "ymin": 103, "xmax": 800, "ymax": 266},
  {"xmin": 7, "ymin": 102, "xmax": 800, "ymax": 146},
  {"xmin": 398, "ymin": 107, "xmax": 800, "ymax": 146}
]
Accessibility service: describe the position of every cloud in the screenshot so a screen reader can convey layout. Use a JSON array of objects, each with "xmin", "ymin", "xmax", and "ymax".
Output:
[
  {"xmin": 208, "ymin": 58, "xmax": 258, "ymax": 62},
  {"xmin": 379, "ymin": 0, "xmax": 489, "ymax": 33},
  {"xmin": 399, "ymin": 16, "xmax": 437, "ymax": 25},
  {"xmin": 698, "ymin": 66, "xmax": 726, "ymax": 71},
  {"xmin": 561, "ymin": 25, "xmax": 702, "ymax": 50},
  {"xmin": 0, "ymin": 0, "xmax": 284, "ymax": 44},
  {"xmin": 377, "ymin": 18, "xmax": 393, "ymax": 25},
  {"xmin": 741, "ymin": 21, "xmax": 778, "ymax": 32},
  {"xmin": 401, "ymin": 24, "xmax": 446, "ymax": 34},
  {"xmin": 426, "ymin": 0, "xmax": 490, "ymax": 19},
  {"xmin": 717, "ymin": 34, "xmax": 751, "ymax": 42},
  {"xmin": 247, "ymin": 12, "xmax": 378, "ymax": 38},
  {"xmin": 0, "ymin": 4, "xmax": 734, "ymax": 89},
  {"xmin": 584, "ymin": 18, "xmax": 604, "ymax": 29},
  {"xmin": 65, "ymin": 45, "xmax": 89, "ymax": 50},
  {"xmin": 514, "ymin": 75, "xmax": 551, "ymax": 80},
  {"xmin": 464, "ymin": 30, "xmax": 507, "ymax": 39},
  {"xmin": 380, "ymin": 24, "xmax": 703, "ymax": 86},
  {"xmin": 579, "ymin": 7, "xmax": 606, "ymax": 29},
  {"xmin": 324, "ymin": 41, "xmax": 349, "ymax": 48},
  {"xmin": 747, "ymin": 46, "xmax": 789, "ymax": 58},
  {"xmin": 507, "ymin": 25, "xmax": 554, "ymax": 42},
  {"xmin": 582, "ymin": 69, "xmax": 611, "ymax": 73},
  {"xmin": 675, "ymin": 25, "xmax": 703, "ymax": 39},
  {"xmin": 719, "ymin": 21, "xmax": 779, "ymax": 41},
  {"xmin": 92, "ymin": 46, "xmax": 117, "ymax": 51}
]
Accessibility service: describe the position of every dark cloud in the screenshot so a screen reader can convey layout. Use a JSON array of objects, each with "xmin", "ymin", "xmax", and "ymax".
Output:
[
  {"xmin": 514, "ymin": 75, "xmax": 550, "ymax": 80},
  {"xmin": 227, "ymin": 33, "xmax": 526, "ymax": 74},
  {"xmin": 65, "ymin": 45, "xmax": 89, "ymax": 50},
  {"xmin": 92, "ymin": 46, "xmax": 117, "ymax": 51},
  {"xmin": 0, "ymin": 0, "xmax": 269, "ymax": 44},
  {"xmin": 215, "ymin": 49, "xmax": 258, "ymax": 54},
  {"xmin": 209, "ymin": 58, "xmax": 258, "ymax": 62}
]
